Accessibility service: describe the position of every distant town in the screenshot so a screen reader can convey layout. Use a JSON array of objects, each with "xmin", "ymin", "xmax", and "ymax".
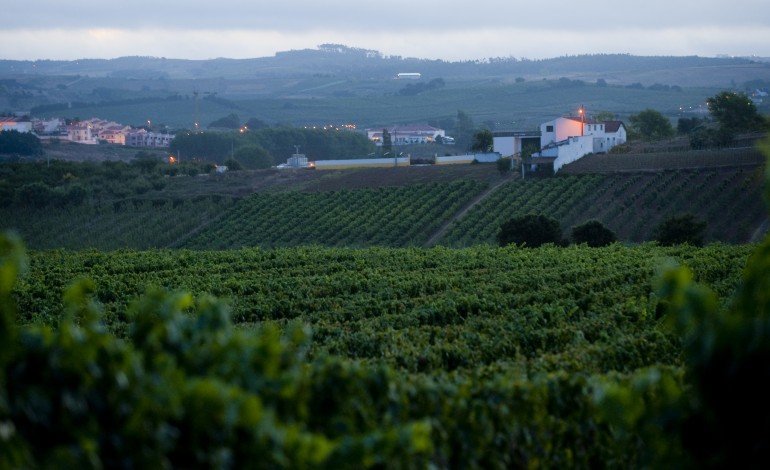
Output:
[{"xmin": 0, "ymin": 116, "xmax": 174, "ymax": 148}]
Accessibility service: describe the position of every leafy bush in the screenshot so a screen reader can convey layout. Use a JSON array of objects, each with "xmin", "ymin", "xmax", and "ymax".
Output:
[
  {"xmin": 0, "ymin": 233, "xmax": 432, "ymax": 469},
  {"xmin": 654, "ymin": 213, "xmax": 707, "ymax": 246},
  {"xmin": 497, "ymin": 214, "xmax": 562, "ymax": 247},
  {"xmin": 0, "ymin": 130, "xmax": 43, "ymax": 156},
  {"xmin": 571, "ymin": 219, "xmax": 617, "ymax": 247}
]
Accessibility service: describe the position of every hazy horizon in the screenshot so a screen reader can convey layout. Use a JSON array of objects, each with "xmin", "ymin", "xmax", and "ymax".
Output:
[{"xmin": 2, "ymin": 1, "xmax": 769, "ymax": 62}]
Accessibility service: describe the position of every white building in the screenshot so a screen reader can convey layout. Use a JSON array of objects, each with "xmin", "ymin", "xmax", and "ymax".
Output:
[
  {"xmin": 367, "ymin": 124, "xmax": 446, "ymax": 146},
  {"xmin": 492, "ymin": 131, "xmax": 541, "ymax": 158},
  {"xmin": 32, "ymin": 118, "xmax": 65, "ymax": 135},
  {"xmin": 66, "ymin": 123, "xmax": 98, "ymax": 144},
  {"xmin": 535, "ymin": 116, "xmax": 627, "ymax": 172},
  {"xmin": 125, "ymin": 129, "xmax": 174, "ymax": 148},
  {"xmin": 0, "ymin": 117, "xmax": 33, "ymax": 133}
]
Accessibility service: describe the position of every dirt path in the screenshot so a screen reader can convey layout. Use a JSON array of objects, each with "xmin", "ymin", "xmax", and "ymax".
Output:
[{"xmin": 423, "ymin": 174, "xmax": 515, "ymax": 247}]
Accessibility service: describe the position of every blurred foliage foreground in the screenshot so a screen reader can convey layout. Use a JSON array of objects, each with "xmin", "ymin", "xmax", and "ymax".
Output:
[{"xmin": 1, "ymin": 148, "xmax": 770, "ymax": 468}]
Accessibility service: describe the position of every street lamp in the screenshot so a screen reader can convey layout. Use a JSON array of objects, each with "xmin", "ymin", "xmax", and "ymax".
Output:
[{"xmin": 578, "ymin": 106, "xmax": 584, "ymax": 136}]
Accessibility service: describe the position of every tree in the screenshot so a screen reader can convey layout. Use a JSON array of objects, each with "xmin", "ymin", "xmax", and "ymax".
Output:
[
  {"xmin": 0, "ymin": 130, "xmax": 43, "ymax": 156},
  {"xmin": 571, "ymin": 220, "xmax": 617, "ymax": 247},
  {"xmin": 208, "ymin": 113, "xmax": 241, "ymax": 130},
  {"xmin": 594, "ymin": 111, "xmax": 616, "ymax": 122},
  {"xmin": 223, "ymin": 158, "xmax": 243, "ymax": 171},
  {"xmin": 381, "ymin": 129, "xmax": 392, "ymax": 157},
  {"xmin": 132, "ymin": 151, "xmax": 160, "ymax": 174},
  {"xmin": 244, "ymin": 117, "xmax": 269, "ymax": 130},
  {"xmin": 233, "ymin": 145, "xmax": 272, "ymax": 169},
  {"xmin": 497, "ymin": 214, "xmax": 562, "ymax": 248},
  {"xmin": 453, "ymin": 110, "xmax": 475, "ymax": 150},
  {"xmin": 470, "ymin": 129, "xmax": 494, "ymax": 153},
  {"xmin": 496, "ymin": 157, "xmax": 512, "ymax": 174},
  {"xmin": 707, "ymin": 91, "xmax": 765, "ymax": 134},
  {"xmin": 654, "ymin": 213, "xmax": 707, "ymax": 246},
  {"xmin": 628, "ymin": 109, "xmax": 675, "ymax": 141},
  {"xmin": 677, "ymin": 117, "xmax": 703, "ymax": 135}
]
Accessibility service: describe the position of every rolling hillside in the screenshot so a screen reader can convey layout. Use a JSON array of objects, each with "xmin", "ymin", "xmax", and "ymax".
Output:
[
  {"xmin": 4, "ymin": 50, "xmax": 770, "ymax": 129},
  {"xmin": 1, "ymin": 153, "xmax": 766, "ymax": 250}
]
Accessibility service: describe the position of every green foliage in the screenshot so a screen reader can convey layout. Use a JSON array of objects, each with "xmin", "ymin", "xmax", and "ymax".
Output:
[
  {"xmin": 3, "ymin": 229, "xmax": 761, "ymax": 467},
  {"xmin": 654, "ymin": 213, "xmax": 707, "ymax": 246},
  {"xmin": 0, "ymin": 232, "xmax": 434, "ymax": 469},
  {"xmin": 381, "ymin": 128, "xmax": 392, "ymax": 156},
  {"xmin": 594, "ymin": 141, "xmax": 770, "ymax": 468},
  {"xmin": 182, "ymin": 180, "xmax": 486, "ymax": 249},
  {"xmin": 15, "ymin": 181, "xmax": 56, "ymax": 208},
  {"xmin": 677, "ymin": 116, "xmax": 703, "ymax": 135},
  {"xmin": 628, "ymin": 109, "xmax": 675, "ymax": 141},
  {"xmin": 207, "ymin": 113, "xmax": 241, "ymax": 130},
  {"xmin": 471, "ymin": 129, "xmax": 494, "ymax": 153},
  {"xmin": 132, "ymin": 150, "xmax": 161, "ymax": 173},
  {"xmin": 0, "ymin": 130, "xmax": 43, "ymax": 157},
  {"xmin": 497, "ymin": 214, "xmax": 563, "ymax": 247},
  {"xmin": 571, "ymin": 219, "xmax": 617, "ymax": 247},
  {"xmin": 707, "ymin": 91, "xmax": 765, "ymax": 134},
  {"xmin": 223, "ymin": 158, "xmax": 242, "ymax": 171},
  {"xmin": 453, "ymin": 110, "xmax": 475, "ymax": 150},
  {"xmin": 233, "ymin": 144, "xmax": 271, "ymax": 169},
  {"xmin": 496, "ymin": 156, "xmax": 512, "ymax": 174}
]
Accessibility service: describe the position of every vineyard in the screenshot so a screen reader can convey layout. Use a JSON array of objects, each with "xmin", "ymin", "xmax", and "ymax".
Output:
[
  {"xmin": 0, "ymin": 163, "xmax": 767, "ymax": 250},
  {"xmin": 3, "ymin": 235, "xmax": 768, "ymax": 468}
]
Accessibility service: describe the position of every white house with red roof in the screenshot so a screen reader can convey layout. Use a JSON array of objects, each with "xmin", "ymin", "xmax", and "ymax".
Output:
[
  {"xmin": 535, "ymin": 115, "xmax": 627, "ymax": 172},
  {"xmin": 367, "ymin": 124, "xmax": 447, "ymax": 146}
]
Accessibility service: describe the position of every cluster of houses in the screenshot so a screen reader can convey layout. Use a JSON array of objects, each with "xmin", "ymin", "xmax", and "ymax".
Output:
[
  {"xmin": 2, "ymin": 111, "xmax": 627, "ymax": 172},
  {"xmin": 0, "ymin": 116, "xmax": 174, "ymax": 148},
  {"xmin": 361, "ymin": 113, "xmax": 627, "ymax": 173}
]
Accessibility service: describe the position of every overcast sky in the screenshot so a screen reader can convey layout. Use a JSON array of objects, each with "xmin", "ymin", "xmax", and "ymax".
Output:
[{"xmin": 2, "ymin": 1, "xmax": 769, "ymax": 61}]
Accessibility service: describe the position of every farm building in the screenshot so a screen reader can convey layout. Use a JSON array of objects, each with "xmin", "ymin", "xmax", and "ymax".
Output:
[
  {"xmin": 535, "ymin": 115, "xmax": 627, "ymax": 172},
  {"xmin": 367, "ymin": 124, "xmax": 447, "ymax": 146},
  {"xmin": 0, "ymin": 117, "xmax": 33, "ymax": 133},
  {"xmin": 313, "ymin": 157, "xmax": 410, "ymax": 170},
  {"xmin": 436, "ymin": 153, "xmax": 501, "ymax": 165},
  {"xmin": 492, "ymin": 131, "xmax": 541, "ymax": 158}
]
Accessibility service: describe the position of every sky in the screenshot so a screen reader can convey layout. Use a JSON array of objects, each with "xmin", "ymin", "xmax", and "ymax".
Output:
[{"xmin": 2, "ymin": 1, "xmax": 770, "ymax": 62}]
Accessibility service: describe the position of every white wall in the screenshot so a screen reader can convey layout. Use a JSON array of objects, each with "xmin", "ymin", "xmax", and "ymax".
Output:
[
  {"xmin": 0, "ymin": 122, "xmax": 33, "ymax": 133},
  {"xmin": 553, "ymin": 136, "xmax": 595, "ymax": 172},
  {"xmin": 493, "ymin": 136, "xmax": 517, "ymax": 157}
]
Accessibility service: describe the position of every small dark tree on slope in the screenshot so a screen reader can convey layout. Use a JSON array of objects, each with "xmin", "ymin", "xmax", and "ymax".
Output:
[
  {"xmin": 654, "ymin": 213, "xmax": 707, "ymax": 246},
  {"xmin": 571, "ymin": 220, "xmax": 617, "ymax": 247},
  {"xmin": 497, "ymin": 214, "xmax": 562, "ymax": 248}
]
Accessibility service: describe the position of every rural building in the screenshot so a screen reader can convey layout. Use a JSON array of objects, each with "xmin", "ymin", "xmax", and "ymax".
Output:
[
  {"xmin": 125, "ymin": 129, "xmax": 174, "ymax": 148},
  {"xmin": 534, "ymin": 115, "xmax": 627, "ymax": 172},
  {"xmin": 492, "ymin": 131, "xmax": 541, "ymax": 158},
  {"xmin": 436, "ymin": 153, "xmax": 501, "ymax": 165},
  {"xmin": 0, "ymin": 117, "xmax": 33, "ymax": 133},
  {"xmin": 313, "ymin": 157, "xmax": 410, "ymax": 170},
  {"xmin": 367, "ymin": 124, "xmax": 447, "ymax": 146},
  {"xmin": 32, "ymin": 118, "xmax": 65, "ymax": 135},
  {"xmin": 66, "ymin": 123, "xmax": 97, "ymax": 144}
]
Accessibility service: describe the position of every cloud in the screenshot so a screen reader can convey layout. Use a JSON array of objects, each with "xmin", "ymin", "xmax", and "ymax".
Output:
[{"xmin": 1, "ymin": 1, "xmax": 769, "ymax": 60}]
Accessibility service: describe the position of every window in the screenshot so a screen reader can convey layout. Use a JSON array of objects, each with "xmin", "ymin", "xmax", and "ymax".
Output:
[{"xmin": 546, "ymin": 125, "xmax": 554, "ymax": 132}]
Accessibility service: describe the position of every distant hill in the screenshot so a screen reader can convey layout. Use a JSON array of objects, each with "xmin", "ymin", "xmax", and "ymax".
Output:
[
  {"xmin": 2, "ymin": 45, "xmax": 770, "ymax": 132},
  {"xmin": 2, "ymin": 47, "xmax": 768, "ymax": 86}
]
